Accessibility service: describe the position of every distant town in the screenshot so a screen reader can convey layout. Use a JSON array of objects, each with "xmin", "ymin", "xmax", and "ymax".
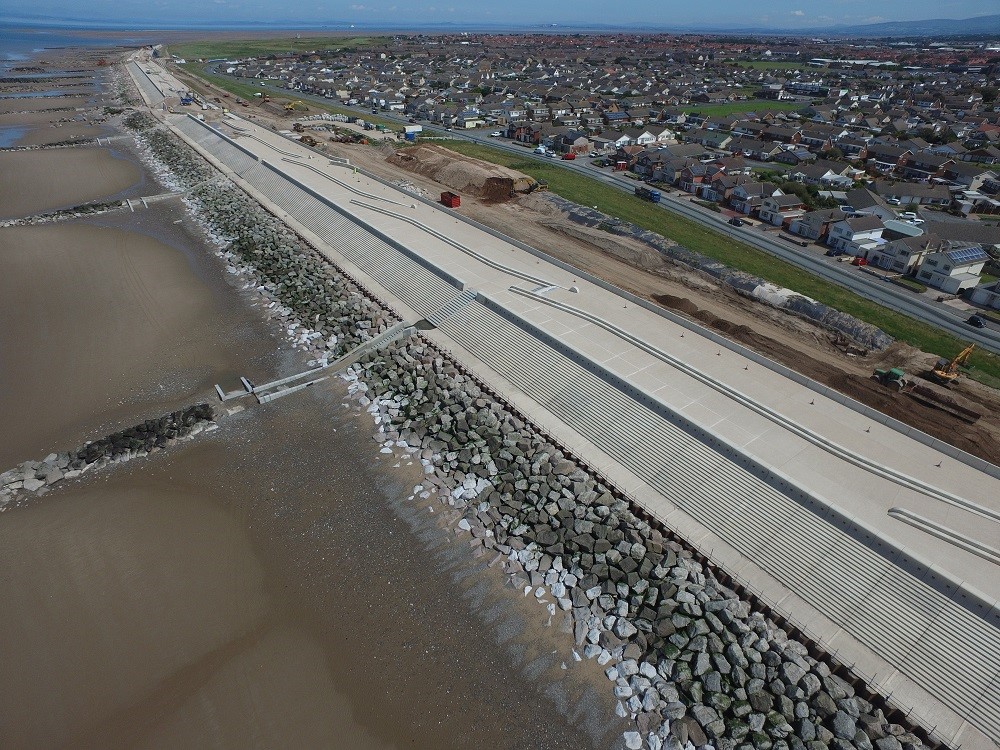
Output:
[{"xmin": 187, "ymin": 32, "xmax": 1000, "ymax": 307}]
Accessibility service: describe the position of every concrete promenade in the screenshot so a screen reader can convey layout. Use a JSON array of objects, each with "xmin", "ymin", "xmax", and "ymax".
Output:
[{"xmin": 128, "ymin": 55, "xmax": 999, "ymax": 750}]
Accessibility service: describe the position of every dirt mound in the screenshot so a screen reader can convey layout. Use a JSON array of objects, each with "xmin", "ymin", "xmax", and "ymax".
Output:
[
  {"xmin": 653, "ymin": 294, "xmax": 699, "ymax": 315},
  {"xmin": 387, "ymin": 144, "xmax": 536, "ymax": 202}
]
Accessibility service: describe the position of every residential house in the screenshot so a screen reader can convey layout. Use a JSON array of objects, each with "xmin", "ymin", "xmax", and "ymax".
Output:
[
  {"xmin": 970, "ymin": 279, "xmax": 1000, "ymax": 310},
  {"xmin": 759, "ymin": 194, "xmax": 807, "ymax": 227},
  {"xmin": 788, "ymin": 208, "xmax": 847, "ymax": 241},
  {"xmin": 867, "ymin": 234, "xmax": 940, "ymax": 274},
  {"xmin": 729, "ymin": 181, "xmax": 782, "ymax": 215},
  {"xmin": 915, "ymin": 244, "xmax": 989, "ymax": 293},
  {"xmin": 728, "ymin": 137, "xmax": 782, "ymax": 161},
  {"xmin": 826, "ymin": 215, "xmax": 886, "ymax": 255},
  {"xmin": 872, "ymin": 181, "xmax": 952, "ymax": 206}
]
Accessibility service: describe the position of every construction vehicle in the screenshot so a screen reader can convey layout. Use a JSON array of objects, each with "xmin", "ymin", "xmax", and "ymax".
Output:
[
  {"xmin": 872, "ymin": 367, "xmax": 909, "ymax": 391},
  {"xmin": 284, "ymin": 100, "xmax": 305, "ymax": 113},
  {"xmin": 871, "ymin": 365, "xmax": 982, "ymax": 422},
  {"xmin": 299, "ymin": 135, "xmax": 319, "ymax": 147},
  {"xmin": 929, "ymin": 344, "xmax": 975, "ymax": 386},
  {"xmin": 292, "ymin": 122, "xmax": 305, "ymax": 133}
]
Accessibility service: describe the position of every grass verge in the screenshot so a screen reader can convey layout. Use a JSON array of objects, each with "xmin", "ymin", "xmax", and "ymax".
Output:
[{"xmin": 432, "ymin": 139, "xmax": 1000, "ymax": 381}]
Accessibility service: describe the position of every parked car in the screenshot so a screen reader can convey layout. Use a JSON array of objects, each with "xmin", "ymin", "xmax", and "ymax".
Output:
[
  {"xmin": 967, "ymin": 315, "xmax": 986, "ymax": 329},
  {"xmin": 727, "ymin": 217, "xmax": 744, "ymax": 227},
  {"xmin": 825, "ymin": 248, "xmax": 843, "ymax": 257},
  {"xmin": 851, "ymin": 257, "xmax": 868, "ymax": 266},
  {"xmin": 489, "ymin": 131, "xmax": 502, "ymax": 137},
  {"xmin": 561, "ymin": 152, "xmax": 576, "ymax": 160}
]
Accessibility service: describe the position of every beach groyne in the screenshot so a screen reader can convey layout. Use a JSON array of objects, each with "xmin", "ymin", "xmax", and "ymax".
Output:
[
  {"xmin": 117, "ymin": 100, "xmax": 939, "ymax": 750},
  {"xmin": 0, "ymin": 404, "xmax": 216, "ymax": 506}
]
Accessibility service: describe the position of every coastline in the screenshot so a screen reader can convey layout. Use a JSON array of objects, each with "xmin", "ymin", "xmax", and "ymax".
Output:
[{"xmin": 0, "ymin": 42, "xmax": 626, "ymax": 749}]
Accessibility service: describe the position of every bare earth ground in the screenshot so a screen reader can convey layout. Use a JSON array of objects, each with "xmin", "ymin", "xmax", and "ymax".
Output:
[{"xmin": 172, "ymin": 71, "xmax": 1000, "ymax": 464}]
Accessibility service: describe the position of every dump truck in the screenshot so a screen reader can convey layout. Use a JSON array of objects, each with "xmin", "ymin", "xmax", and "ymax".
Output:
[{"xmin": 635, "ymin": 186, "xmax": 661, "ymax": 203}]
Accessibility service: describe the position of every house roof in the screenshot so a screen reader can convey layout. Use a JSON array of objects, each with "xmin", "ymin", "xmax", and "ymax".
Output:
[
  {"xmin": 943, "ymin": 246, "xmax": 989, "ymax": 264},
  {"xmin": 844, "ymin": 216, "xmax": 885, "ymax": 232}
]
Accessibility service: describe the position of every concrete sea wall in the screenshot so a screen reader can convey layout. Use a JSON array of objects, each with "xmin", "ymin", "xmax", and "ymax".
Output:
[{"xmin": 118, "ymin": 108, "xmax": 939, "ymax": 750}]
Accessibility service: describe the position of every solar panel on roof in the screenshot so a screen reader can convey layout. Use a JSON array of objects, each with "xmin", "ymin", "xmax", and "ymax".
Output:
[{"xmin": 945, "ymin": 246, "xmax": 988, "ymax": 263}]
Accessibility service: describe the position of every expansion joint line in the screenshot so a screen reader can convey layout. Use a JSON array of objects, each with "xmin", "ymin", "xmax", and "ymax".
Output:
[
  {"xmin": 508, "ymin": 286, "xmax": 997, "ymax": 523},
  {"xmin": 351, "ymin": 199, "xmax": 552, "ymax": 287},
  {"xmin": 282, "ymin": 158, "xmax": 410, "ymax": 208}
]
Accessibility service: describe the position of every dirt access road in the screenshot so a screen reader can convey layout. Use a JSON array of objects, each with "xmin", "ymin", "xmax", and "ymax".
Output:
[{"xmin": 168, "ymin": 69, "xmax": 1000, "ymax": 465}]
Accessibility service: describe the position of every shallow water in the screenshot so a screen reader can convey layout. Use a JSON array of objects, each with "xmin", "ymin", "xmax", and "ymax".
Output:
[{"xmin": 0, "ymin": 52, "xmax": 623, "ymax": 749}]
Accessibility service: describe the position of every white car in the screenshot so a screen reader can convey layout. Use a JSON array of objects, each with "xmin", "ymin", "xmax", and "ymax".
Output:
[{"xmin": 489, "ymin": 131, "xmax": 502, "ymax": 137}]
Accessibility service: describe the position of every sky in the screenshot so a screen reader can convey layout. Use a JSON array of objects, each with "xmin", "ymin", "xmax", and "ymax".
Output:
[{"xmin": 2, "ymin": 0, "xmax": 996, "ymax": 29}]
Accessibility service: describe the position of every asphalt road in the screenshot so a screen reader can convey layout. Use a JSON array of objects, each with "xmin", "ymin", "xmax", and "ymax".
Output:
[{"xmin": 190, "ymin": 72, "xmax": 1000, "ymax": 355}]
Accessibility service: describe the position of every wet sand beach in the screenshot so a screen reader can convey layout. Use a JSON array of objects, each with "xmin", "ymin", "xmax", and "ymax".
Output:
[
  {"xmin": 0, "ymin": 146, "xmax": 145, "ymax": 218},
  {"xmin": 0, "ymin": 390, "xmax": 620, "ymax": 749},
  {"xmin": 0, "ymin": 94, "xmax": 91, "ymax": 113},
  {"xmin": 0, "ymin": 43, "xmax": 621, "ymax": 749},
  {"xmin": 0, "ymin": 205, "xmax": 281, "ymax": 468}
]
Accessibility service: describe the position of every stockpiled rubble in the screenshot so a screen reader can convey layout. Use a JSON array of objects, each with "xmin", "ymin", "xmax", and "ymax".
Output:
[{"xmin": 345, "ymin": 336, "xmax": 932, "ymax": 750}]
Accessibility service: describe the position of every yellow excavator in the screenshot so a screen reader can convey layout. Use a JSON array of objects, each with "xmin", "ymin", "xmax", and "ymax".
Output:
[
  {"xmin": 284, "ymin": 100, "xmax": 305, "ymax": 113},
  {"xmin": 929, "ymin": 344, "xmax": 975, "ymax": 385}
]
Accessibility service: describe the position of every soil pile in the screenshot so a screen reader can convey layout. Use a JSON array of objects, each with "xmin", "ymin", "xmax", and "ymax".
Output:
[{"xmin": 387, "ymin": 144, "xmax": 536, "ymax": 202}]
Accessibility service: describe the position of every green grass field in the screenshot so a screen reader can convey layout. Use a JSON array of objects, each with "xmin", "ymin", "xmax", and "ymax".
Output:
[
  {"xmin": 730, "ymin": 61, "xmax": 808, "ymax": 71},
  {"xmin": 168, "ymin": 36, "xmax": 381, "ymax": 60},
  {"xmin": 435, "ymin": 139, "xmax": 999, "ymax": 380},
  {"xmin": 671, "ymin": 100, "xmax": 808, "ymax": 117}
]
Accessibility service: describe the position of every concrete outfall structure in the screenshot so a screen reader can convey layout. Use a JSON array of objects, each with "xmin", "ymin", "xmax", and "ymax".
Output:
[{"xmin": 121, "ymin": 56, "xmax": 1000, "ymax": 750}]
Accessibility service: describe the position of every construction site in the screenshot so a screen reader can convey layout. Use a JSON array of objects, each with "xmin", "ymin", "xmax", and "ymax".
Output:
[{"xmin": 138, "ymin": 57, "xmax": 1000, "ymax": 750}]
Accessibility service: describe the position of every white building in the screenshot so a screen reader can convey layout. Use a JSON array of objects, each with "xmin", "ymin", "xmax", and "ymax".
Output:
[{"xmin": 915, "ymin": 245, "xmax": 989, "ymax": 294}]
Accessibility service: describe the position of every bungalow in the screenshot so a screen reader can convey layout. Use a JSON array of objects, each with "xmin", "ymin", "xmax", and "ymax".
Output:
[
  {"xmin": 915, "ymin": 244, "xmax": 989, "ymax": 293},
  {"xmin": 687, "ymin": 130, "xmax": 733, "ymax": 149},
  {"xmin": 759, "ymin": 195, "xmax": 807, "ymax": 227},
  {"xmin": 788, "ymin": 208, "xmax": 847, "ymax": 241},
  {"xmin": 942, "ymin": 162, "xmax": 997, "ymax": 191},
  {"xmin": 872, "ymin": 181, "xmax": 952, "ymax": 207},
  {"xmin": 826, "ymin": 216, "xmax": 886, "ymax": 255},
  {"xmin": 623, "ymin": 127, "xmax": 658, "ymax": 147},
  {"xmin": 790, "ymin": 161, "xmax": 855, "ymax": 188},
  {"xmin": 899, "ymin": 152, "xmax": 955, "ymax": 180},
  {"xmin": 728, "ymin": 137, "xmax": 782, "ymax": 161},
  {"xmin": 773, "ymin": 148, "xmax": 817, "ymax": 166},
  {"xmin": 866, "ymin": 144, "xmax": 912, "ymax": 173}
]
